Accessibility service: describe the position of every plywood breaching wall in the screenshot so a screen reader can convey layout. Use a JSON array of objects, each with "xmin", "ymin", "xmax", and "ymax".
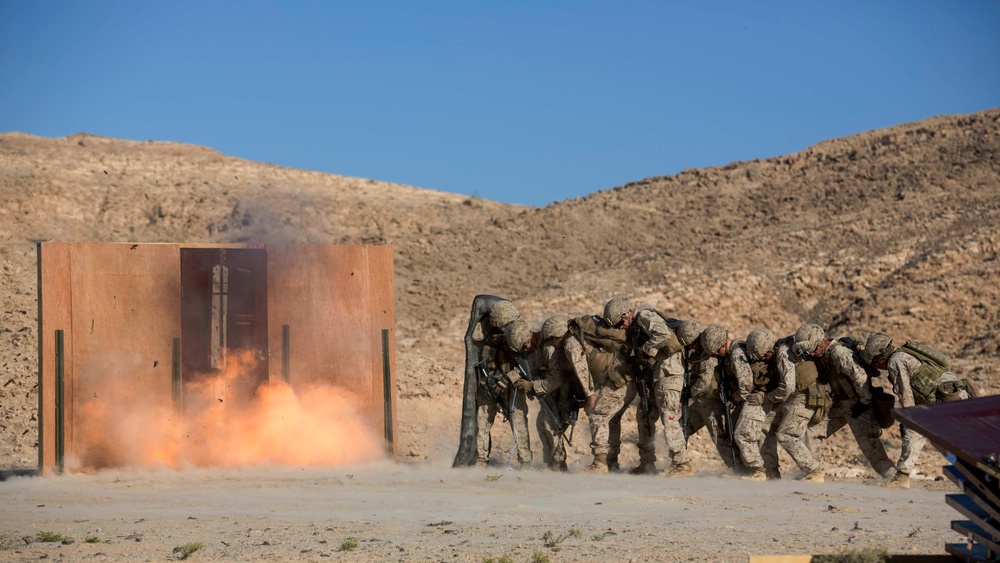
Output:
[
  {"xmin": 38, "ymin": 243, "xmax": 181, "ymax": 475},
  {"xmin": 38, "ymin": 243, "xmax": 397, "ymax": 474}
]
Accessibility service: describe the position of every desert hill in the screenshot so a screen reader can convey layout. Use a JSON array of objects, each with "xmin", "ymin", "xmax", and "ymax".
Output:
[{"xmin": 1, "ymin": 108, "xmax": 998, "ymax": 475}]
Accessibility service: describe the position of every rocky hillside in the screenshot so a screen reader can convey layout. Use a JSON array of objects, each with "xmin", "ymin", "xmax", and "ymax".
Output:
[{"xmin": 2, "ymin": 108, "xmax": 998, "ymax": 475}]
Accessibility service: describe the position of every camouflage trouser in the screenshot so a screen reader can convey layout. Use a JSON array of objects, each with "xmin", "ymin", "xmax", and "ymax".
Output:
[
  {"xmin": 776, "ymin": 391, "xmax": 823, "ymax": 473},
  {"xmin": 476, "ymin": 386, "xmax": 532, "ymax": 465},
  {"xmin": 536, "ymin": 394, "xmax": 567, "ymax": 466},
  {"xmin": 647, "ymin": 372, "xmax": 688, "ymax": 465},
  {"xmin": 588, "ymin": 381, "xmax": 637, "ymax": 463},
  {"xmin": 635, "ymin": 380, "xmax": 660, "ymax": 466},
  {"xmin": 820, "ymin": 398, "xmax": 894, "ymax": 478},
  {"xmin": 897, "ymin": 424, "xmax": 928, "ymax": 476},
  {"xmin": 688, "ymin": 395, "xmax": 743, "ymax": 471},
  {"xmin": 734, "ymin": 401, "xmax": 780, "ymax": 471},
  {"xmin": 897, "ymin": 378, "xmax": 969, "ymax": 474}
]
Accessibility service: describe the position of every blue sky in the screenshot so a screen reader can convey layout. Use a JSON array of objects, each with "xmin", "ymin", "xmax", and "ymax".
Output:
[{"xmin": 2, "ymin": 2, "xmax": 998, "ymax": 206}]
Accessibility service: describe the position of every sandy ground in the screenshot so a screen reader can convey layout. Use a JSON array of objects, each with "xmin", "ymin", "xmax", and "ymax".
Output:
[{"xmin": 0, "ymin": 462, "xmax": 965, "ymax": 562}]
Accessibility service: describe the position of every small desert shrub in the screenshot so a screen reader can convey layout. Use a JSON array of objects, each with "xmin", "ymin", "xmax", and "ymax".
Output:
[
  {"xmin": 338, "ymin": 537, "xmax": 359, "ymax": 552},
  {"xmin": 37, "ymin": 531, "xmax": 67, "ymax": 543},
  {"xmin": 172, "ymin": 542, "xmax": 204, "ymax": 560}
]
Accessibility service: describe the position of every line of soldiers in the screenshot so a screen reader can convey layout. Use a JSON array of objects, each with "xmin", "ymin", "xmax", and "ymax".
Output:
[{"xmin": 452, "ymin": 295, "xmax": 980, "ymax": 488}]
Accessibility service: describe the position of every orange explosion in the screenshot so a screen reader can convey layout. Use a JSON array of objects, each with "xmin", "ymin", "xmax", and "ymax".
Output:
[{"xmin": 70, "ymin": 351, "xmax": 385, "ymax": 471}]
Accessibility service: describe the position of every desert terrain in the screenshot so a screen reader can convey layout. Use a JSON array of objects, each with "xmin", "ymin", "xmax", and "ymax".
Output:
[{"xmin": 1, "ymin": 108, "xmax": 998, "ymax": 560}]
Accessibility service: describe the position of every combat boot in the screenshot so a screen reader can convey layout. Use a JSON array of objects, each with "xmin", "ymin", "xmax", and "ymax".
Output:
[
  {"xmin": 741, "ymin": 468, "xmax": 767, "ymax": 481},
  {"xmin": 584, "ymin": 455, "xmax": 608, "ymax": 473},
  {"xmin": 629, "ymin": 462, "xmax": 656, "ymax": 475},
  {"xmin": 802, "ymin": 468, "xmax": 825, "ymax": 483},
  {"xmin": 547, "ymin": 461, "xmax": 568, "ymax": 472},
  {"xmin": 519, "ymin": 461, "xmax": 532, "ymax": 471},
  {"xmin": 667, "ymin": 462, "xmax": 693, "ymax": 477},
  {"xmin": 883, "ymin": 471, "xmax": 910, "ymax": 489},
  {"xmin": 765, "ymin": 468, "xmax": 781, "ymax": 480},
  {"xmin": 607, "ymin": 458, "xmax": 622, "ymax": 473},
  {"xmin": 475, "ymin": 459, "xmax": 489, "ymax": 469}
]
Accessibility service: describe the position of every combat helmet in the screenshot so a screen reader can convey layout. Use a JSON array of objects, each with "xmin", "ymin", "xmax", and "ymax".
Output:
[
  {"xmin": 792, "ymin": 323, "xmax": 825, "ymax": 358},
  {"xmin": 603, "ymin": 297, "xmax": 632, "ymax": 326},
  {"xmin": 861, "ymin": 332, "xmax": 893, "ymax": 365},
  {"xmin": 745, "ymin": 329, "xmax": 777, "ymax": 362},
  {"xmin": 505, "ymin": 319, "xmax": 532, "ymax": 352},
  {"xmin": 489, "ymin": 300, "xmax": 520, "ymax": 329},
  {"xmin": 700, "ymin": 325, "xmax": 729, "ymax": 356},
  {"xmin": 540, "ymin": 315, "xmax": 571, "ymax": 341},
  {"xmin": 675, "ymin": 319, "xmax": 705, "ymax": 347}
]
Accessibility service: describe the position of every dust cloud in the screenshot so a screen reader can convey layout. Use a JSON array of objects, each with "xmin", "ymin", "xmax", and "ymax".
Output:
[{"xmin": 70, "ymin": 351, "xmax": 384, "ymax": 471}]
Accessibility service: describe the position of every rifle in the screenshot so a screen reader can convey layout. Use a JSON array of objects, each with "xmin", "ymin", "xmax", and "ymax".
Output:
[
  {"xmin": 680, "ymin": 352, "xmax": 692, "ymax": 443},
  {"xmin": 479, "ymin": 358, "xmax": 521, "ymax": 468},
  {"xmin": 715, "ymin": 365, "xmax": 738, "ymax": 467},
  {"xmin": 629, "ymin": 330, "xmax": 657, "ymax": 440},
  {"xmin": 477, "ymin": 361, "xmax": 510, "ymax": 420},
  {"xmin": 565, "ymin": 398, "xmax": 582, "ymax": 446},
  {"xmin": 516, "ymin": 358, "xmax": 571, "ymax": 446}
]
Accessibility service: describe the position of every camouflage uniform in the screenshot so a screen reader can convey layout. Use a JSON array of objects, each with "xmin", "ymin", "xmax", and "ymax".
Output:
[
  {"xmin": 814, "ymin": 340, "xmax": 894, "ymax": 478},
  {"xmin": 774, "ymin": 339, "xmax": 824, "ymax": 477},
  {"xmin": 686, "ymin": 350, "xmax": 742, "ymax": 471},
  {"xmin": 475, "ymin": 343, "xmax": 533, "ymax": 467},
  {"xmin": 887, "ymin": 350, "xmax": 969, "ymax": 475},
  {"xmin": 589, "ymin": 380, "xmax": 637, "ymax": 469},
  {"xmin": 631, "ymin": 309, "xmax": 688, "ymax": 471},
  {"xmin": 532, "ymin": 327, "xmax": 593, "ymax": 471},
  {"xmin": 570, "ymin": 308, "xmax": 634, "ymax": 472},
  {"xmin": 726, "ymin": 342, "xmax": 781, "ymax": 476},
  {"xmin": 454, "ymin": 296, "xmax": 521, "ymax": 467}
]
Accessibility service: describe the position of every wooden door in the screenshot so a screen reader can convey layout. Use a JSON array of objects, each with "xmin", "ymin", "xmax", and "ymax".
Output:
[{"xmin": 180, "ymin": 249, "xmax": 268, "ymax": 386}]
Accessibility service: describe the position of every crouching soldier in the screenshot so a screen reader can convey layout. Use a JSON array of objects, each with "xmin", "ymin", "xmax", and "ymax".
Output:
[
  {"xmin": 475, "ymin": 319, "xmax": 540, "ymax": 469},
  {"xmin": 514, "ymin": 315, "xmax": 594, "ymax": 472},
  {"xmin": 775, "ymin": 354, "xmax": 828, "ymax": 482},
  {"xmin": 454, "ymin": 296, "xmax": 523, "ymax": 467},
  {"xmin": 574, "ymin": 297, "xmax": 637, "ymax": 473},
  {"xmin": 627, "ymin": 306, "xmax": 690, "ymax": 475},
  {"xmin": 793, "ymin": 324, "xmax": 895, "ymax": 481},
  {"xmin": 726, "ymin": 329, "xmax": 785, "ymax": 481},
  {"xmin": 861, "ymin": 332, "xmax": 978, "ymax": 488},
  {"xmin": 689, "ymin": 325, "xmax": 745, "ymax": 474}
]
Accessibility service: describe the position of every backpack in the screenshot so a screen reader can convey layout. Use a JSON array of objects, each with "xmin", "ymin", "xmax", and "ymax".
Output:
[
  {"xmin": 569, "ymin": 316, "xmax": 631, "ymax": 389},
  {"xmin": 897, "ymin": 341, "xmax": 949, "ymax": 405}
]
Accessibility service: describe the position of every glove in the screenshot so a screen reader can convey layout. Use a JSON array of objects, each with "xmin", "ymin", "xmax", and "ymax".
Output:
[
  {"xmin": 513, "ymin": 379, "xmax": 534, "ymax": 394},
  {"xmin": 746, "ymin": 392, "xmax": 764, "ymax": 406},
  {"xmin": 850, "ymin": 401, "xmax": 868, "ymax": 419},
  {"xmin": 637, "ymin": 350, "xmax": 655, "ymax": 367}
]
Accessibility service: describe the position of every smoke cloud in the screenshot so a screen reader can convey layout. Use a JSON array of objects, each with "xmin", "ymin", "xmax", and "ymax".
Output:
[{"xmin": 70, "ymin": 351, "xmax": 385, "ymax": 471}]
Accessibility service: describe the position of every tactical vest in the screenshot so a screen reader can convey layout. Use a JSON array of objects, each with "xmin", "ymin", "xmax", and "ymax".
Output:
[
  {"xmin": 749, "ymin": 358, "xmax": 779, "ymax": 394},
  {"xmin": 570, "ymin": 315, "xmax": 631, "ymax": 389},
  {"xmin": 726, "ymin": 342, "xmax": 776, "ymax": 395},
  {"xmin": 795, "ymin": 360, "xmax": 819, "ymax": 392},
  {"xmin": 816, "ymin": 341, "xmax": 860, "ymax": 400},
  {"xmin": 898, "ymin": 341, "xmax": 949, "ymax": 405},
  {"xmin": 794, "ymin": 360, "xmax": 832, "ymax": 423}
]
